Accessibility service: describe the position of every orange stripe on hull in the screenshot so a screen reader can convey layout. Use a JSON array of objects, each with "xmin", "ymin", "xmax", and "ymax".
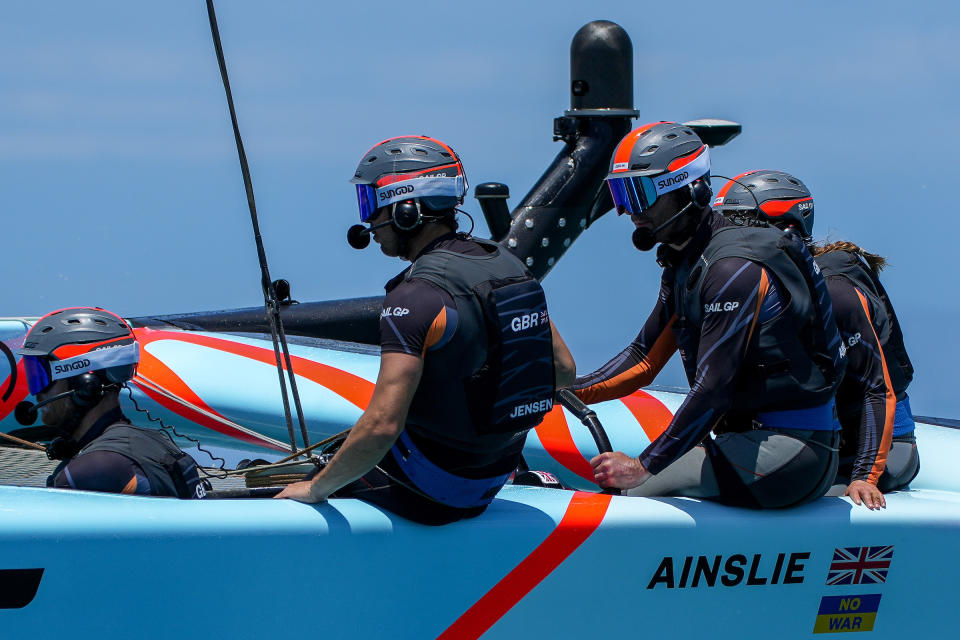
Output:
[
  {"xmin": 438, "ymin": 491, "xmax": 612, "ymax": 639},
  {"xmin": 134, "ymin": 328, "xmax": 375, "ymax": 410},
  {"xmin": 620, "ymin": 391, "xmax": 674, "ymax": 442},
  {"xmin": 534, "ymin": 407, "xmax": 595, "ymax": 483},
  {"xmin": 131, "ymin": 328, "xmax": 376, "ymax": 450},
  {"xmin": 0, "ymin": 360, "xmax": 31, "ymax": 423}
]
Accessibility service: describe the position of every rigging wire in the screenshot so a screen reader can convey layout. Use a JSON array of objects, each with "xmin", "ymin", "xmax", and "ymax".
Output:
[
  {"xmin": 130, "ymin": 374, "xmax": 289, "ymax": 450},
  {"xmin": 124, "ymin": 383, "xmax": 230, "ymax": 479},
  {"xmin": 204, "ymin": 0, "xmax": 310, "ymax": 454}
]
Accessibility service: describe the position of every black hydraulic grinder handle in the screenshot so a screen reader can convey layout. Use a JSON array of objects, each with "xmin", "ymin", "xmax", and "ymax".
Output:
[{"xmin": 555, "ymin": 388, "xmax": 621, "ymax": 496}]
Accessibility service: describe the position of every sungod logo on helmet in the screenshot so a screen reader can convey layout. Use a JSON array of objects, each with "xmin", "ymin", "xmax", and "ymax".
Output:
[
  {"xmin": 657, "ymin": 171, "xmax": 689, "ymax": 191},
  {"xmin": 378, "ymin": 184, "xmax": 415, "ymax": 201},
  {"xmin": 53, "ymin": 359, "xmax": 91, "ymax": 375}
]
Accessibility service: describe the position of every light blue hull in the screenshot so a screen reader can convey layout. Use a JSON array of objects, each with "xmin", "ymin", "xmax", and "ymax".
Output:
[
  {"xmin": 2, "ymin": 321, "xmax": 958, "ymax": 638},
  {"xmin": 1, "ymin": 485, "xmax": 956, "ymax": 638}
]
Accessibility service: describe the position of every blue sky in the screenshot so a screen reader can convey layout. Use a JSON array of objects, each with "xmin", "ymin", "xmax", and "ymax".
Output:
[{"xmin": 2, "ymin": 1, "xmax": 958, "ymax": 417}]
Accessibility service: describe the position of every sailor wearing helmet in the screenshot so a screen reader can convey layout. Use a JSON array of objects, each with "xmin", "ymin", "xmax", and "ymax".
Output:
[
  {"xmin": 716, "ymin": 170, "xmax": 919, "ymax": 509},
  {"xmin": 277, "ymin": 136, "xmax": 576, "ymax": 523},
  {"xmin": 574, "ymin": 122, "xmax": 845, "ymax": 508},
  {"xmin": 17, "ymin": 307, "xmax": 204, "ymax": 498}
]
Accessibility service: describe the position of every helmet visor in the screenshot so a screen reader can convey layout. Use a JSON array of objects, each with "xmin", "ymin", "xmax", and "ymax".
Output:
[
  {"xmin": 607, "ymin": 174, "xmax": 658, "ymax": 215},
  {"xmin": 607, "ymin": 146, "xmax": 711, "ymax": 216},
  {"xmin": 356, "ymin": 184, "xmax": 379, "ymax": 223},
  {"xmin": 22, "ymin": 355, "xmax": 53, "ymax": 395}
]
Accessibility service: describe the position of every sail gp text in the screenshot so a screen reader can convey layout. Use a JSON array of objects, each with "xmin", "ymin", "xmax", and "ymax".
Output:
[{"xmin": 647, "ymin": 552, "xmax": 810, "ymax": 589}]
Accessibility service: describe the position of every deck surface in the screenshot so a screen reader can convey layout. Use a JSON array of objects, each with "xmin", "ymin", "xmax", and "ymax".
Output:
[{"xmin": 0, "ymin": 445, "xmax": 245, "ymax": 490}]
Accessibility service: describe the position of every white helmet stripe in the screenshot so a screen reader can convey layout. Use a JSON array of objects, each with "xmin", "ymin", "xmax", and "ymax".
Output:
[
  {"xmin": 375, "ymin": 175, "xmax": 466, "ymax": 209},
  {"xmin": 50, "ymin": 342, "xmax": 140, "ymax": 381},
  {"xmin": 652, "ymin": 146, "xmax": 711, "ymax": 197}
]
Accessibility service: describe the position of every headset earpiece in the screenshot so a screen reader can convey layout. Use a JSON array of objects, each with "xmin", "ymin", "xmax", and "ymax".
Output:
[
  {"xmin": 689, "ymin": 178, "xmax": 712, "ymax": 209},
  {"xmin": 392, "ymin": 200, "xmax": 422, "ymax": 231},
  {"xmin": 70, "ymin": 372, "xmax": 104, "ymax": 407}
]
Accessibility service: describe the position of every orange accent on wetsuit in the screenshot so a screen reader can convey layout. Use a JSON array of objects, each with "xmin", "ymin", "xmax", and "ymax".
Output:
[
  {"xmin": 856, "ymin": 289, "xmax": 896, "ymax": 484},
  {"xmin": 744, "ymin": 269, "xmax": 771, "ymax": 354},
  {"xmin": 121, "ymin": 475, "xmax": 138, "ymax": 495},
  {"xmin": 575, "ymin": 317, "xmax": 678, "ymax": 405},
  {"xmin": 422, "ymin": 307, "xmax": 448, "ymax": 357}
]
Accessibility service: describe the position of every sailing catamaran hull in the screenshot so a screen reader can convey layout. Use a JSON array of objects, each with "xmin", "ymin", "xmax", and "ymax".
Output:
[
  {"xmin": 1, "ymin": 485, "xmax": 955, "ymax": 638},
  {"xmin": 2, "ymin": 321, "xmax": 958, "ymax": 638}
]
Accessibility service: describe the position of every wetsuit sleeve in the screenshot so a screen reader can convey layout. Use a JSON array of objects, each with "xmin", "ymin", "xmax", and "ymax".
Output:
[
  {"xmin": 828, "ymin": 279, "xmax": 896, "ymax": 484},
  {"xmin": 572, "ymin": 277, "xmax": 678, "ymax": 403},
  {"xmin": 49, "ymin": 450, "xmax": 152, "ymax": 495},
  {"xmin": 379, "ymin": 279, "xmax": 458, "ymax": 358},
  {"xmin": 639, "ymin": 258, "xmax": 774, "ymax": 474}
]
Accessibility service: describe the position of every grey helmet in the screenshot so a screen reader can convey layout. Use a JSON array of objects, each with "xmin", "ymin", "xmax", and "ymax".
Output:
[
  {"xmin": 351, "ymin": 136, "xmax": 468, "ymax": 213},
  {"xmin": 609, "ymin": 121, "xmax": 707, "ymax": 177},
  {"xmin": 606, "ymin": 122, "xmax": 712, "ymax": 216},
  {"xmin": 714, "ymin": 170, "xmax": 815, "ymax": 240},
  {"xmin": 17, "ymin": 307, "xmax": 139, "ymax": 394}
]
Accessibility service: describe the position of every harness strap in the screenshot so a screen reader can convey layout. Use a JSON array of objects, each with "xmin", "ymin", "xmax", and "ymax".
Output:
[
  {"xmin": 893, "ymin": 396, "xmax": 915, "ymax": 437},
  {"xmin": 390, "ymin": 431, "xmax": 511, "ymax": 508},
  {"xmin": 756, "ymin": 398, "xmax": 840, "ymax": 431}
]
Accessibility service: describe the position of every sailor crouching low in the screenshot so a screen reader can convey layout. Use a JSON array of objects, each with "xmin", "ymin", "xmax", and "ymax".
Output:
[
  {"xmin": 574, "ymin": 123, "xmax": 845, "ymax": 508},
  {"xmin": 716, "ymin": 171, "xmax": 919, "ymax": 509},
  {"xmin": 276, "ymin": 136, "xmax": 576, "ymax": 524},
  {"xmin": 17, "ymin": 307, "xmax": 204, "ymax": 498}
]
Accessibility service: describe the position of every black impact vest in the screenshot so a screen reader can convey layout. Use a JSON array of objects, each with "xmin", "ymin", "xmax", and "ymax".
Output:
[
  {"xmin": 672, "ymin": 225, "xmax": 843, "ymax": 412},
  {"xmin": 394, "ymin": 238, "xmax": 555, "ymax": 460},
  {"xmin": 81, "ymin": 423, "xmax": 204, "ymax": 499},
  {"xmin": 815, "ymin": 249, "xmax": 913, "ymax": 398}
]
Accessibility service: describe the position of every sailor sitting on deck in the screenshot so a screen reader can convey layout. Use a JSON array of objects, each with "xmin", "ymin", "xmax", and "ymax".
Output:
[
  {"xmin": 573, "ymin": 123, "xmax": 846, "ymax": 508},
  {"xmin": 276, "ymin": 136, "xmax": 576, "ymax": 524},
  {"xmin": 715, "ymin": 171, "xmax": 919, "ymax": 509},
  {"xmin": 17, "ymin": 307, "xmax": 204, "ymax": 498}
]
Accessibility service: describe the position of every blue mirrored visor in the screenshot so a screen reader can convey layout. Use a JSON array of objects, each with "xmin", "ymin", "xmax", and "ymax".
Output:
[
  {"xmin": 607, "ymin": 175, "xmax": 658, "ymax": 216},
  {"xmin": 356, "ymin": 184, "xmax": 379, "ymax": 222},
  {"xmin": 22, "ymin": 355, "xmax": 52, "ymax": 395}
]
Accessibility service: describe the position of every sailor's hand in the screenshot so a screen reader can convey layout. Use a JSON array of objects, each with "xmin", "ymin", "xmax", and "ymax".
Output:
[
  {"xmin": 590, "ymin": 451, "xmax": 650, "ymax": 489},
  {"xmin": 275, "ymin": 479, "xmax": 329, "ymax": 503},
  {"xmin": 844, "ymin": 480, "xmax": 886, "ymax": 510}
]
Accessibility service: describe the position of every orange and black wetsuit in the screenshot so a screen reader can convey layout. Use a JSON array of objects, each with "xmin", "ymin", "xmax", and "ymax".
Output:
[
  {"xmin": 49, "ymin": 449, "xmax": 154, "ymax": 494},
  {"xmin": 377, "ymin": 234, "xmax": 477, "ymax": 360},
  {"xmin": 575, "ymin": 213, "xmax": 841, "ymax": 507},
  {"xmin": 334, "ymin": 233, "xmax": 538, "ymax": 525},
  {"xmin": 47, "ymin": 407, "xmax": 203, "ymax": 498},
  {"xmin": 826, "ymin": 276, "xmax": 895, "ymax": 486},
  {"xmin": 575, "ymin": 214, "xmax": 789, "ymax": 474}
]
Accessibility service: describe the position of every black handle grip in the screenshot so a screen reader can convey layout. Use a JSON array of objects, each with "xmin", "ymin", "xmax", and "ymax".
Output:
[
  {"xmin": 555, "ymin": 388, "xmax": 613, "ymax": 453},
  {"xmin": 555, "ymin": 389, "xmax": 620, "ymax": 495},
  {"xmin": 556, "ymin": 389, "xmax": 612, "ymax": 452}
]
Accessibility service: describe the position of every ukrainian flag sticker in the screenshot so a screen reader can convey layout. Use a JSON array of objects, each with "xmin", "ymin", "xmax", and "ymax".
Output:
[{"xmin": 814, "ymin": 594, "xmax": 881, "ymax": 633}]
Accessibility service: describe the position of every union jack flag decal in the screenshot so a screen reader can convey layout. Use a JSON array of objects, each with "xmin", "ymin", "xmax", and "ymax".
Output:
[{"xmin": 825, "ymin": 546, "xmax": 894, "ymax": 585}]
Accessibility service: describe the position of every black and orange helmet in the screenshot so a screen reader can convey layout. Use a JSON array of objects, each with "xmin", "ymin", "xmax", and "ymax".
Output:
[
  {"xmin": 350, "ymin": 136, "xmax": 468, "ymax": 221},
  {"xmin": 714, "ymin": 170, "xmax": 814, "ymax": 240},
  {"xmin": 606, "ymin": 122, "xmax": 711, "ymax": 215}
]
